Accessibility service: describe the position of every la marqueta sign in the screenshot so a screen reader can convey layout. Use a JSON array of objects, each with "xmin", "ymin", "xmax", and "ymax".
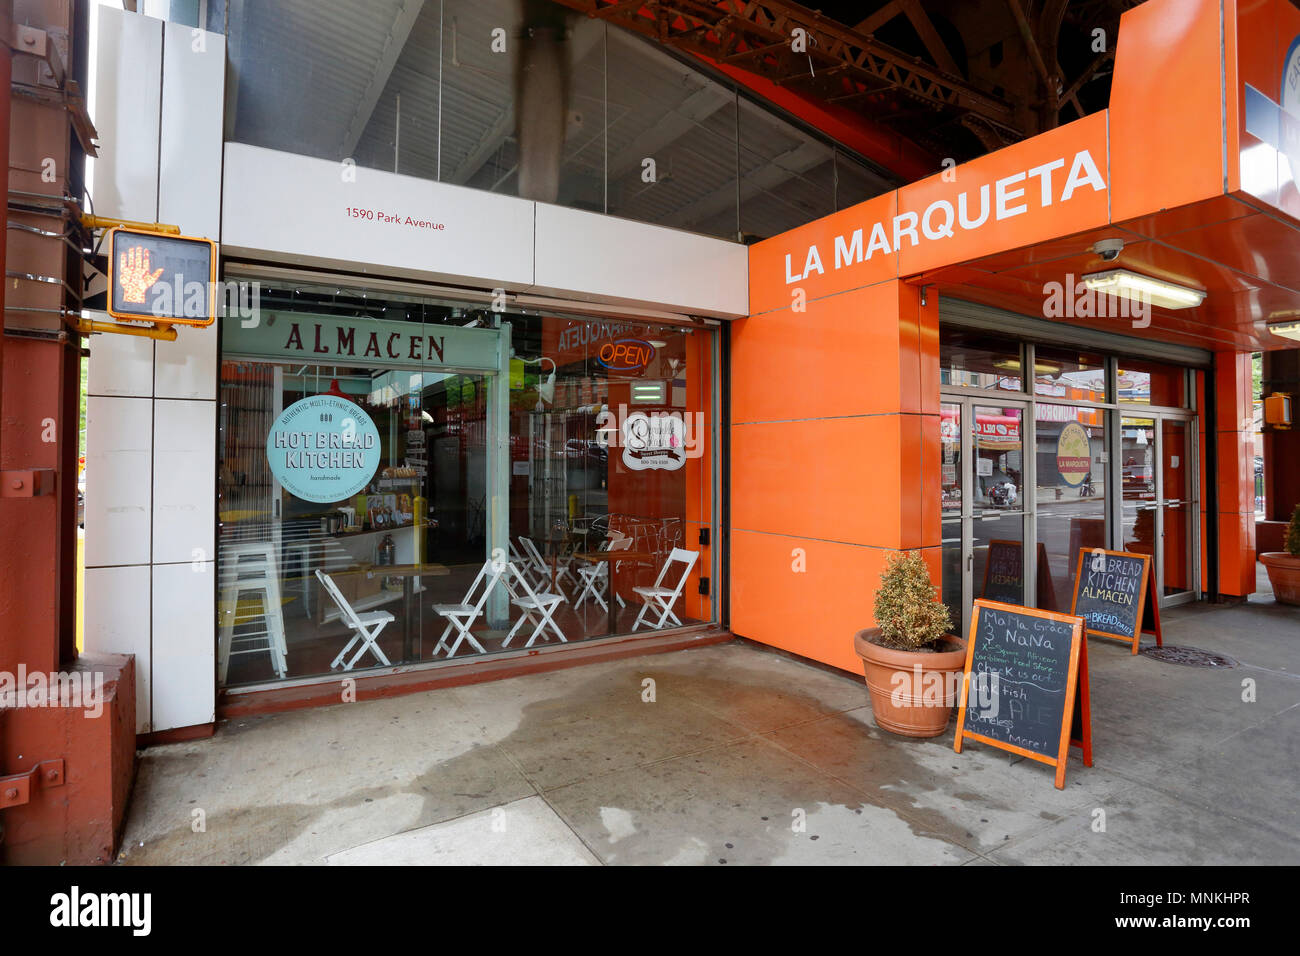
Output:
[{"xmin": 783, "ymin": 148, "xmax": 1107, "ymax": 285}]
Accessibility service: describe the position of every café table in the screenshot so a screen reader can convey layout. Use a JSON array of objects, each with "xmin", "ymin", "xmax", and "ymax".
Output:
[
  {"xmin": 570, "ymin": 550, "xmax": 656, "ymax": 633},
  {"xmin": 342, "ymin": 562, "xmax": 450, "ymax": 661}
]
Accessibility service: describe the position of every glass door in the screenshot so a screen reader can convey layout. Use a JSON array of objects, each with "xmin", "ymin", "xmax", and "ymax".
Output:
[
  {"xmin": 1119, "ymin": 414, "xmax": 1197, "ymax": 607},
  {"xmin": 1160, "ymin": 418, "xmax": 1195, "ymax": 603},
  {"xmin": 1034, "ymin": 404, "xmax": 1108, "ymax": 612},
  {"xmin": 940, "ymin": 402, "xmax": 965, "ymax": 631},
  {"xmin": 971, "ymin": 403, "xmax": 1028, "ymax": 611},
  {"xmin": 1120, "ymin": 416, "xmax": 1158, "ymax": 580},
  {"xmin": 940, "ymin": 397, "xmax": 1030, "ymax": 637}
]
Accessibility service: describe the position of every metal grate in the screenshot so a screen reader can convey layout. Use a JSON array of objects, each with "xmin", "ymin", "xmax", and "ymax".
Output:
[{"xmin": 1141, "ymin": 645, "xmax": 1239, "ymax": 668}]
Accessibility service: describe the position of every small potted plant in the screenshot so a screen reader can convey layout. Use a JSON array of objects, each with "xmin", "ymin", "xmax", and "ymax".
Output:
[
  {"xmin": 853, "ymin": 551, "xmax": 967, "ymax": 738},
  {"xmin": 1260, "ymin": 503, "xmax": 1300, "ymax": 606}
]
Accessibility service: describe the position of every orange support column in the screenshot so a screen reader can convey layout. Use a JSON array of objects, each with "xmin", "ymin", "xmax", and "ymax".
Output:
[
  {"xmin": 729, "ymin": 278, "xmax": 941, "ymax": 674},
  {"xmin": 1213, "ymin": 352, "xmax": 1256, "ymax": 598}
]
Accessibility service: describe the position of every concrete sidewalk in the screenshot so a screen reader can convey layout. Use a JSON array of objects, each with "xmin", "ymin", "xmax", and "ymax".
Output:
[{"xmin": 118, "ymin": 576, "xmax": 1299, "ymax": 865}]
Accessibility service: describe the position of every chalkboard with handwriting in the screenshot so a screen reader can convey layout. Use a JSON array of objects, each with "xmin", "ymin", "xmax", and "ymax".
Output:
[
  {"xmin": 954, "ymin": 599, "xmax": 1085, "ymax": 789},
  {"xmin": 980, "ymin": 539, "xmax": 1024, "ymax": 604},
  {"xmin": 1070, "ymin": 549, "xmax": 1152, "ymax": 653}
]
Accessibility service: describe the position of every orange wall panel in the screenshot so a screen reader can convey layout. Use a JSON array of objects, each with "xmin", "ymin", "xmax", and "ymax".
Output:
[
  {"xmin": 1109, "ymin": 0, "xmax": 1228, "ymax": 221},
  {"xmin": 731, "ymin": 416, "xmax": 903, "ymax": 548},
  {"xmin": 731, "ymin": 280, "xmax": 905, "ymax": 424},
  {"xmin": 1212, "ymin": 352, "xmax": 1256, "ymax": 597},
  {"xmin": 730, "ymin": 529, "xmax": 941, "ymax": 674}
]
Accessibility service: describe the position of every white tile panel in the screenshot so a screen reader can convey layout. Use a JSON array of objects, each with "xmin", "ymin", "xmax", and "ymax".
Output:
[
  {"xmin": 87, "ymin": 327, "xmax": 154, "ymax": 398},
  {"xmin": 83, "ymin": 564, "xmax": 153, "ymax": 733},
  {"xmin": 85, "ymin": 396, "xmax": 153, "ymax": 568},
  {"xmin": 151, "ymin": 562, "xmax": 215, "ymax": 731},
  {"xmin": 154, "ymin": 321, "xmax": 216, "ymax": 400},
  {"xmin": 221, "ymin": 143, "xmax": 536, "ymax": 289},
  {"xmin": 152, "ymin": 399, "xmax": 216, "ymax": 565},
  {"xmin": 91, "ymin": 7, "xmax": 162, "ymax": 223},
  {"xmin": 531, "ymin": 202, "xmax": 749, "ymax": 318},
  {"xmin": 159, "ymin": 23, "xmax": 225, "ymax": 240}
]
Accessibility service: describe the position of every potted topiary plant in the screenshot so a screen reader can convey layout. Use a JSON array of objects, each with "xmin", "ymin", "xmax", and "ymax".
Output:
[
  {"xmin": 852, "ymin": 551, "xmax": 967, "ymax": 738},
  {"xmin": 1260, "ymin": 503, "xmax": 1300, "ymax": 606}
]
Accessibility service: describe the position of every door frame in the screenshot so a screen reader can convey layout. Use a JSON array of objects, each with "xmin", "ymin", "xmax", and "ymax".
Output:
[
  {"xmin": 942, "ymin": 383, "xmax": 1201, "ymax": 635},
  {"xmin": 1116, "ymin": 410, "xmax": 1201, "ymax": 608},
  {"xmin": 940, "ymin": 392, "xmax": 1035, "ymax": 637}
]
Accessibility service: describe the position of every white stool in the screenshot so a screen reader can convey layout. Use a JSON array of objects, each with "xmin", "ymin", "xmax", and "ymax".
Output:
[{"xmin": 218, "ymin": 542, "xmax": 288, "ymax": 682}]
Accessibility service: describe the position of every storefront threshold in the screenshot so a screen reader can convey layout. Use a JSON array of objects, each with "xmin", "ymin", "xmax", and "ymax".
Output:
[{"xmin": 215, "ymin": 626, "xmax": 735, "ymax": 720}]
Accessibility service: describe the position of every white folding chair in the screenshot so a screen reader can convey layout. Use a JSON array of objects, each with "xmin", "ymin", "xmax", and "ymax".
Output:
[
  {"xmin": 632, "ymin": 548, "xmax": 700, "ymax": 631},
  {"xmin": 507, "ymin": 537, "xmax": 529, "ymax": 570},
  {"xmin": 502, "ymin": 563, "xmax": 567, "ymax": 648},
  {"xmin": 315, "ymin": 569, "xmax": 394, "ymax": 671},
  {"xmin": 574, "ymin": 535, "xmax": 632, "ymax": 610},
  {"xmin": 431, "ymin": 559, "xmax": 506, "ymax": 658},
  {"xmin": 518, "ymin": 536, "xmax": 575, "ymax": 600}
]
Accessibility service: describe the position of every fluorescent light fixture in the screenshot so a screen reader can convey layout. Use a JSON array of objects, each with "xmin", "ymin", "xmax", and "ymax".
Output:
[
  {"xmin": 630, "ymin": 381, "xmax": 667, "ymax": 405},
  {"xmin": 1267, "ymin": 319, "xmax": 1300, "ymax": 342},
  {"xmin": 995, "ymin": 358, "xmax": 1060, "ymax": 375},
  {"xmin": 1080, "ymin": 270, "xmax": 1205, "ymax": 310}
]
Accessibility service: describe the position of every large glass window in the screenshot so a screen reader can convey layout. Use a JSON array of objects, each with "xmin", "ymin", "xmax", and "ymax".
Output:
[
  {"xmin": 940, "ymin": 331, "xmax": 1022, "ymax": 391},
  {"xmin": 217, "ymin": 280, "xmax": 713, "ymax": 689},
  {"xmin": 1117, "ymin": 358, "xmax": 1188, "ymax": 408},
  {"xmin": 1033, "ymin": 347, "xmax": 1107, "ymax": 402},
  {"xmin": 218, "ymin": 0, "xmax": 892, "ymax": 242},
  {"xmin": 941, "ymin": 323, "xmax": 1200, "ymax": 628},
  {"xmin": 1034, "ymin": 404, "xmax": 1107, "ymax": 612}
]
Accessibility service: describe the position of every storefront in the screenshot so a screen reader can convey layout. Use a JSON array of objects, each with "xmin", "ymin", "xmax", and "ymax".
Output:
[
  {"xmin": 936, "ymin": 318, "xmax": 1204, "ymax": 638},
  {"xmin": 81, "ymin": 0, "xmax": 1293, "ymax": 740},
  {"xmin": 214, "ymin": 275, "xmax": 718, "ymax": 690},
  {"xmin": 732, "ymin": 0, "xmax": 1287, "ymax": 677}
]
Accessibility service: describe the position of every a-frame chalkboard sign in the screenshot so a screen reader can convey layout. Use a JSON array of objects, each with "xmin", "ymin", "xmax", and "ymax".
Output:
[
  {"xmin": 979, "ymin": 539, "xmax": 1058, "ymax": 610},
  {"xmin": 1069, "ymin": 548, "xmax": 1163, "ymax": 654},
  {"xmin": 953, "ymin": 600, "xmax": 1089, "ymax": 790}
]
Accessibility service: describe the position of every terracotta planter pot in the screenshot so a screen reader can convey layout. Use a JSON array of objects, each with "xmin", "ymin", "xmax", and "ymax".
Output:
[
  {"xmin": 1260, "ymin": 553, "xmax": 1300, "ymax": 606},
  {"xmin": 853, "ymin": 628, "xmax": 968, "ymax": 738}
]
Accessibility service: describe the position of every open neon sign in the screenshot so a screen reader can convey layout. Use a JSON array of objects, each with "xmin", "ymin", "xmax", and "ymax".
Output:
[{"xmin": 596, "ymin": 338, "xmax": 655, "ymax": 373}]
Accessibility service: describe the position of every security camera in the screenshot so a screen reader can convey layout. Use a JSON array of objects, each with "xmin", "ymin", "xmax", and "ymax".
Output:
[{"xmin": 1093, "ymin": 238, "xmax": 1124, "ymax": 262}]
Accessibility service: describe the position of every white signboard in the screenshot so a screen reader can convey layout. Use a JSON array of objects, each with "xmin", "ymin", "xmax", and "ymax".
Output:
[{"xmin": 621, "ymin": 412, "xmax": 686, "ymax": 472}]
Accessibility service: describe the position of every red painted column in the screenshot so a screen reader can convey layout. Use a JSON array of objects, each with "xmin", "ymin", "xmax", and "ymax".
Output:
[{"xmin": 0, "ymin": 0, "xmax": 11, "ymax": 677}]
